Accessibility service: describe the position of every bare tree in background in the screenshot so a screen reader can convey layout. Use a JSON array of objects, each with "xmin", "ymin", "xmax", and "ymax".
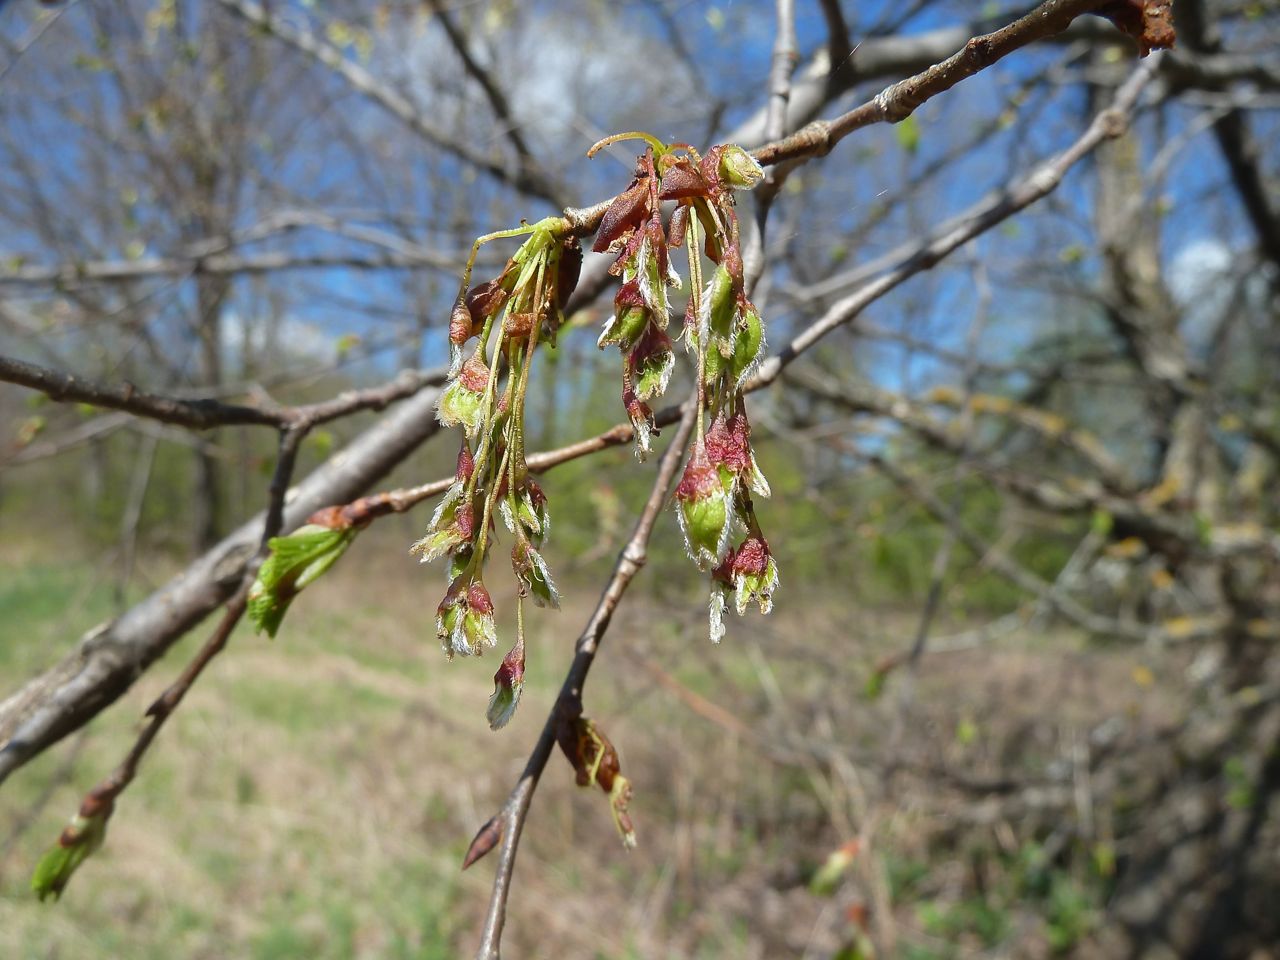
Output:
[{"xmin": 1, "ymin": 0, "xmax": 1278, "ymax": 956}]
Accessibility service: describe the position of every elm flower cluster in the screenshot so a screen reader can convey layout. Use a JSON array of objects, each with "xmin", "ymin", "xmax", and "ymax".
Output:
[
  {"xmin": 591, "ymin": 137, "xmax": 778, "ymax": 644},
  {"xmin": 412, "ymin": 216, "xmax": 580, "ymax": 727}
]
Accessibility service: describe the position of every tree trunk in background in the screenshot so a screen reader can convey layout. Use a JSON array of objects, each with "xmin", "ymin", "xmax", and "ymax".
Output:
[
  {"xmin": 1087, "ymin": 44, "xmax": 1280, "ymax": 959},
  {"xmin": 192, "ymin": 273, "xmax": 228, "ymax": 552}
]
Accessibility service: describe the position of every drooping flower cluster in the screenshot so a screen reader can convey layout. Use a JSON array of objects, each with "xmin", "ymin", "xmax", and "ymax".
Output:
[
  {"xmin": 591, "ymin": 134, "xmax": 779, "ymax": 643},
  {"xmin": 411, "ymin": 135, "xmax": 780, "ymax": 734},
  {"xmin": 412, "ymin": 215, "xmax": 580, "ymax": 729}
]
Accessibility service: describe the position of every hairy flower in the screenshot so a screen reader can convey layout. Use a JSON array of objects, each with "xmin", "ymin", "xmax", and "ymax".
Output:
[
  {"xmin": 410, "ymin": 487, "xmax": 475, "ymax": 565},
  {"xmin": 437, "ymin": 355, "xmax": 491, "ymax": 438},
  {"xmin": 675, "ymin": 442, "xmax": 733, "ymax": 570},
  {"xmin": 512, "ymin": 540, "xmax": 561, "ymax": 609},
  {"xmin": 487, "ymin": 639, "xmax": 526, "ymax": 730},
  {"xmin": 597, "ymin": 278, "xmax": 651, "ymax": 352},
  {"xmin": 628, "ymin": 324, "xmax": 675, "ymax": 402},
  {"xmin": 500, "ymin": 476, "xmax": 550, "ymax": 546},
  {"xmin": 436, "ymin": 576, "xmax": 498, "ymax": 658},
  {"xmin": 635, "ymin": 224, "xmax": 680, "ymax": 328},
  {"xmin": 707, "ymin": 535, "xmax": 779, "ymax": 642},
  {"xmin": 726, "ymin": 535, "xmax": 779, "ymax": 615}
]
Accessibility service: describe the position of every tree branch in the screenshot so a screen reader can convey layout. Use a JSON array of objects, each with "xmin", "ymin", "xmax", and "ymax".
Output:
[
  {"xmin": 0, "ymin": 378, "xmax": 447, "ymax": 787},
  {"xmin": 425, "ymin": 0, "xmax": 543, "ymax": 170},
  {"xmin": 751, "ymin": 52, "xmax": 1162, "ymax": 385},
  {"xmin": 214, "ymin": 0, "xmax": 563, "ymax": 206},
  {"xmin": 470, "ymin": 400, "xmax": 699, "ymax": 960},
  {"xmin": 753, "ymin": 0, "xmax": 1128, "ymax": 167},
  {"xmin": 0, "ymin": 356, "xmax": 442, "ymax": 431},
  {"xmin": 0, "ymin": 51, "xmax": 1162, "ymax": 788}
]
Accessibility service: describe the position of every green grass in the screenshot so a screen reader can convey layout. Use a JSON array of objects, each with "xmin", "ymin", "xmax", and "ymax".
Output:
[
  {"xmin": 0, "ymin": 556, "xmax": 481, "ymax": 959},
  {"xmin": 0, "ymin": 537, "xmax": 1155, "ymax": 958}
]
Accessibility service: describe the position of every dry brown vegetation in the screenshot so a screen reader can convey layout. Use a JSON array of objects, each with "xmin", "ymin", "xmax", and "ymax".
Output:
[{"xmin": 1, "ymin": 529, "xmax": 1196, "ymax": 958}]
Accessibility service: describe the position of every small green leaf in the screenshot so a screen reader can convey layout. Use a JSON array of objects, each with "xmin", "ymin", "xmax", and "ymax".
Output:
[
  {"xmin": 810, "ymin": 840, "xmax": 860, "ymax": 896},
  {"xmin": 32, "ymin": 811, "xmax": 109, "ymax": 902},
  {"xmin": 894, "ymin": 115, "xmax": 921, "ymax": 155},
  {"xmin": 309, "ymin": 430, "xmax": 334, "ymax": 459},
  {"xmin": 1091, "ymin": 509, "xmax": 1114, "ymax": 537},
  {"xmin": 248, "ymin": 524, "xmax": 357, "ymax": 637},
  {"xmin": 334, "ymin": 333, "xmax": 361, "ymax": 360},
  {"xmin": 864, "ymin": 669, "xmax": 886, "ymax": 700}
]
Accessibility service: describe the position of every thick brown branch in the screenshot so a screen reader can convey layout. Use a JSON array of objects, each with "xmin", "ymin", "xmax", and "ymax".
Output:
[
  {"xmin": 0, "ymin": 380, "xmax": 448, "ymax": 786},
  {"xmin": 753, "ymin": 0, "xmax": 1124, "ymax": 167}
]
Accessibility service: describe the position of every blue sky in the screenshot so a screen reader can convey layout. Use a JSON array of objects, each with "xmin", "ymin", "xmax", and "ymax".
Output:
[{"xmin": 0, "ymin": 1, "xmax": 1271, "ymax": 403}]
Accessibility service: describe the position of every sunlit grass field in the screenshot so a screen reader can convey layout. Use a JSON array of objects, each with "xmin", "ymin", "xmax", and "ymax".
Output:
[{"xmin": 0, "ymin": 530, "xmax": 1174, "ymax": 959}]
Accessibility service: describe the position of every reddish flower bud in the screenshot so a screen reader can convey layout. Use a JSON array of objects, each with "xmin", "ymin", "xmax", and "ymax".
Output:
[
  {"xmin": 704, "ymin": 408, "xmax": 770, "ymax": 497},
  {"xmin": 449, "ymin": 297, "xmax": 475, "ymax": 346},
  {"xmin": 623, "ymin": 385, "xmax": 656, "ymax": 461},
  {"xmin": 465, "ymin": 278, "xmax": 510, "ymax": 327},
  {"xmin": 593, "ymin": 181, "xmax": 649, "ymax": 253},
  {"xmin": 658, "ymin": 157, "xmax": 709, "ymax": 201},
  {"xmin": 455, "ymin": 440, "xmax": 475, "ymax": 485},
  {"xmin": 502, "ymin": 311, "xmax": 537, "ymax": 339},
  {"xmin": 487, "ymin": 639, "xmax": 526, "ymax": 730},
  {"xmin": 557, "ymin": 237, "xmax": 583, "ymax": 308},
  {"xmin": 669, "ymin": 204, "xmax": 689, "ymax": 248}
]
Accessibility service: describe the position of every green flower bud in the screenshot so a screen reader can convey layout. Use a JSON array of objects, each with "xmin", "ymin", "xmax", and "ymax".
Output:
[
  {"xmin": 436, "ymin": 578, "xmax": 497, "ymax": 658},
  {"xmin": 717, "ymin": 143, "xmax": 765, "ymax": 191},
  {"xmin": 436, "ymin": 356, "xmax": 490, "ymax": 438},
  {"xmin": 675, "ymin": 445, "xmax": 732, "ymax": 570}
]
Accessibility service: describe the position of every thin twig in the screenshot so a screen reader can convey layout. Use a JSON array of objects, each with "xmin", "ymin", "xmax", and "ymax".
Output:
[
  {"xmin": 44, "ymin": 422, "xmax": 310, "ymax": 848},
  {"xmin": 215, "ymin": 0, "xmax": 562, "ymax": 205},
  {"xmin": 0, "ymin": 356, "xmax": 444, "ymax": 432},
  {"xmin": 470, "ymin": 401, "xmax": 699, "ymax": 960},
  {"xmin": 753, "ymin": 0, "xmax": 1113, "ymax": 167}
]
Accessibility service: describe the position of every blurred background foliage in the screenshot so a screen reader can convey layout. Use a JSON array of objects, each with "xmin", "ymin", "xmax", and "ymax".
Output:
[{"xmin": 1, "ymin": 0, "xmax": 1278, "ymax": 957}]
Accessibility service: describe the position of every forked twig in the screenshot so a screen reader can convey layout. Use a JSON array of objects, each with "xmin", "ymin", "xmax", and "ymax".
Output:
[{"xmin": 468, "ymin": 401, "xmax": 698, "ymax": 960}]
